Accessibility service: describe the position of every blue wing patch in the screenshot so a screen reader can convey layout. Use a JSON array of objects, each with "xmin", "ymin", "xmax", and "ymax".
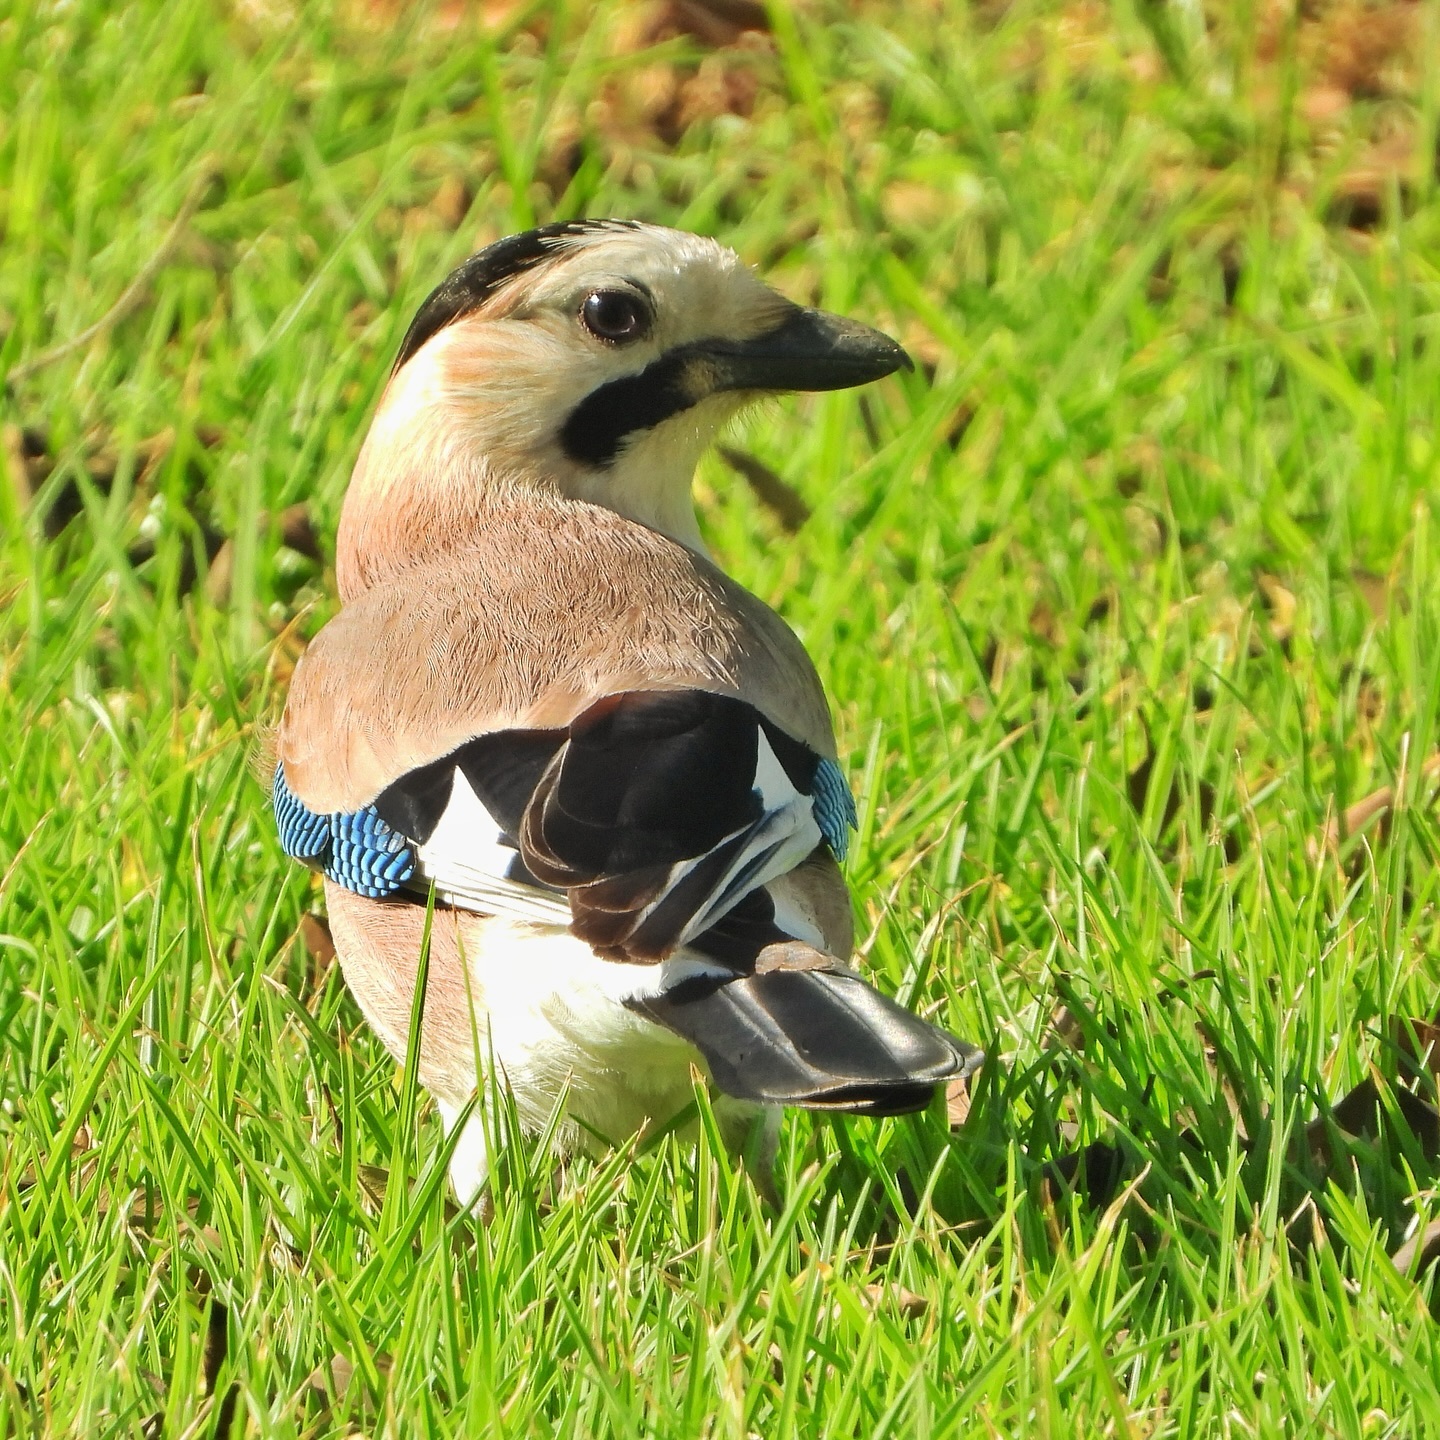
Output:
[
  {"xmin": 328, "ymin": 807, "xmax": 416, "ymax": 898},
  {"xmin": 272, "ymin": 764, "xmax": 416, "ymax": 899},
  {"xmin": 812, "ymin": 757, "xmax": 858, "ymax": 862},
  {"xmin": 273, "ymin": 764, "xmax": 330, "ymax": 861}
]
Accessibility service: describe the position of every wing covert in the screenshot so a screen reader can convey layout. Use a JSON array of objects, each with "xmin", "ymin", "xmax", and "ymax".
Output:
[{"xmin": 271, "ymin": 689, "xmax": 859, "ymax": 963}]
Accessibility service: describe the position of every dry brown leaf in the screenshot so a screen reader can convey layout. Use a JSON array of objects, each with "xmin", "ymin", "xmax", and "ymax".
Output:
[
  {"xmin": 202, "ymin": 1296, "xmax": 229, "ymax": 1394},
  {"xmin": 1028, "ymin": 599, "xmax": 1059, "ymax": 647},
  {"xmin": 203, "ymin": 540, "xmax": 234, "ymax": 605},
  {"xmin": 307, "ymin": 1350, "xmax": 393, "ymax": 1402},
  {"xmin": 674, "ymin": 48, "xmax": 767, "ymax": 131},
  {"xmin": 639, "ymin": 0, "xmax": 768, "ymax": 49},
  {"xmin": 864, "ymin": 1283, "xmax": 929, "ymax": 1319},
  {"xmin": 201, "ymin": 502, "xmax": 319, "ymax": 605},
  {"xmin": 1392, "ymin": 1218, "xmax": 1440, "ymax": 1276},
  {"xmin": 943, "ymin": 400, "xmax": 976, "ymax": 451},
  {"xmin": 357, "ymin": 1162, "xmax": 390, "ymax": 1210},
  {"xmin": 1316, "ymin": 749, "xmax": 1440, "ymax": 853},
  {"xmin": 600, "ymin": 1, "xmax": 775, "ymax": 148},
  {"xmin": 753, "ymin": 941, "xmax": 834, "ymax": 973},
  {"xmin": 299, "ymin": 913, "xmax": 336, "ymax": 967},
  {"xmin": 1352, "ymin": 568, "xmax": 1388, "ymax": 622},
  {"xmin": 945, "ymin": 1074, "xmax": 972, "ymax": 1128},
  {"xmin": 430, "ymin": 174, "xmax": 471, "ymax": 230},
  {"xmin": 1392, "ymin": 1017, "xmax": 1440, "ymax": 1087},
  {"xmin": 354, "ymin": 1160, "xmax": 468, "ymax": 1225},
  {"xmin": 1343, "ymin": 782, "xmax": 1394, "ymax": 839},
  {"xmin": 15, "ymin": 1123, "xmax": 98, "ymax": 1195},
  {"xmin": 5, "ymin": 419, "xmax": 225, "ymax": 583},
  {"xmin": 1122, "ymin": 503, "xmax": 1163, "ymax": 556},
  {"xmin": 1, "ymin": 423, "xmax": 37, "ymax": 506},
  {"xmin": 1317, "ymin": 0, "xmax": 1416, "ymax": 100},
  {"xmin": 308, "ymin": 1353, "xmax": 358, "ymax": 1401},
  {"xmin": 348, "ymin": 0, "xmax": 515, "ymax": 32},
  {"xmin": 87, "ymin": 427, "xmax": 177, "ymax": 490},
  {"xmin": 1257, "ymin": 574, "xmax": 1296, "ymax": 642},
  {"xmin": 1049, "ymin": 1004, "xmax": 1086, "ymax": 1052},
  {"xmin": 1332, "ymin": 130, "xmax": 1417, "ymax": 231},
  {"xmin": 1306, "ymin": 1075, "xmax": 1440, "ymax": 1168},
  {"xmin": 1041, "ymin": 1140, "xmax": 1126, "ymax": 1210},
  {"xmin": 717, "ymin": 445, "xmax": 811, "ymax": 532},
  {"xmin": 1126, "ymin": 740, "xmax": 1181, "ymax": 832},
  {"xmin": 276, "ymin": 502, "xmax": 321, "ymax": 561},
  {"xmin": 881, "ymin": 181, "xmax": 949, "ymax": 233},
  {"xmin": 1301, "ymin": 83, "xmax": 1350, "ymax": 124}
]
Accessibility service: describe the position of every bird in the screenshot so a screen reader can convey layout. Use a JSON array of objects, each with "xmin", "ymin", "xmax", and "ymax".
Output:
[{"xmin": 272, "ymin": 220, "xmax": 982, "ymax": 1207}]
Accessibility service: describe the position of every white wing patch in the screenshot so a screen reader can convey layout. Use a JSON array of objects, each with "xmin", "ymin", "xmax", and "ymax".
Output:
[
  {"xmin": 627, "ymin": 729, "xmax": 823, "ymax": 949},
  {"xmin": 416, "ymin": 771, "xmax": 572, "ymax": 927},
  {"xmin": 408, "ymin": 729, "xmax": 824, "ymax": 956}
]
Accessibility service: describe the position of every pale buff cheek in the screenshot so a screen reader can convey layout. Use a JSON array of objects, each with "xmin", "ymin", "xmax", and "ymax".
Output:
[
  {"xmin": 398, "ymin": 327, "xmax": 739, "ymax": 552},
  {"xmin": 439, "ymin": 325, "xmax": 604, "ymax": 451},
  {"xmin": 567, "ymin": 396, "xmax": 744, "ymax": 553},
  {"xmin": 335, "ymin": 330, "xmax": 566, "ymax": 597},
  {"xmin": 334, "ymin": 242, "xmax": 793, "ymax": 591}
]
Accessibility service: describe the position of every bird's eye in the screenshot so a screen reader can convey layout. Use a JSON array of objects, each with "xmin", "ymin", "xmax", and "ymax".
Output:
[{"xmin": 580, "ymin": 289, "xmax": 652, "ymax": 344}]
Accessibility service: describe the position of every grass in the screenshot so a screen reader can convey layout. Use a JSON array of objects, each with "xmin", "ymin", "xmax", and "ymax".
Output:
[{"xmin": 3, "ymin": 0, "xmax": 1440, "ymax": 1433}]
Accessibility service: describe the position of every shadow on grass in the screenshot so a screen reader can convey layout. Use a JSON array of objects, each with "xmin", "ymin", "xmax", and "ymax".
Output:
[{"xmin": 803, "ymin": 983, "xmax": 1440, "ymax": 1302}]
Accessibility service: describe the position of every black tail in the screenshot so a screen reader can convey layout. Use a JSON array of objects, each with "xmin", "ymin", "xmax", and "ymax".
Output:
[{"xmin": 628, "ymin": 969, "xmax": 983, "ymax": 1116}]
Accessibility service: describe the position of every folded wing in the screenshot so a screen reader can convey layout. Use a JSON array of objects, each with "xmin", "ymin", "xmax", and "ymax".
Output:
[
  {"xmin": 360, "ymin": 688, "xmax": 845, "ymax": 962},
  {"xmin": 275, "ymin": 687, "xmax": 981, "ymax": 1112}
]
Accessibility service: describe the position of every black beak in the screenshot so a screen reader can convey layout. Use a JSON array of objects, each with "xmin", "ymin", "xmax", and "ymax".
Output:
[
  {"xmin": 560, "ymin": 304, "xmax": 911, "ymax": 468},
  {"xmin": 701, "ymin": 306, "xmax": 912, "ymax": 394}
]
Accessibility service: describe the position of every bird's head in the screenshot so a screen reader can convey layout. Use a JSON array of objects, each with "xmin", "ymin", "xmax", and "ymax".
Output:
[{"xmin": 337, "ymin": 221, "xmax": 910, "ymax": 595}]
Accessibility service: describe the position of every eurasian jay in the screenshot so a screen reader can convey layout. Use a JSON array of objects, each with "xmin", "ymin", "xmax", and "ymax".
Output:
[{"xmin": 273, "ymin": 221, "xmax": 981, "ymax": 1205}]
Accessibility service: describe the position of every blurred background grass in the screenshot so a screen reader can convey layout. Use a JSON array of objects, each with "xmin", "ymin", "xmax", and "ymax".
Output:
[{"xmin": 4, "ymin": 0, "xmax": 1440, "ymax": 1434}]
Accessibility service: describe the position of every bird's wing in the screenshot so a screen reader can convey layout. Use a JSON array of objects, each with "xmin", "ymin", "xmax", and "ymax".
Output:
[
  {"xmin": 626, "ymin": 967, "xmax": 982, "ymax": 1115},
  {"xmin": 272, "ymin": 520, "xmax": 981, "ymax": 1108},
  {"xmin": 276, "ymin": 687, "xmax": 857, "ymax": 962},
  {"xmin": 274, "ymin": 514, "xmax": 854, "ymax": 955}
]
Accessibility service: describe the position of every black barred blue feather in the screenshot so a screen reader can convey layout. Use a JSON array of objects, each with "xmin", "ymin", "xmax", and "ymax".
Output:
[
  {"xmin": 272, "ymin": 764, "xmax": 416, "ymax": 899},
  {"xmin": 329, "ymin": 808, "xmax": 416, "ymax": 898},
  {"xmin": 812, "ymin": 757, "xmax": 857, "ymax": 861},
  {"xmin": 272, "ymin": 691, "xmax": 860, "ymax": 949},
  {"xmin": 273, "ymin": 765, "xmax": 330, "ymax": 862}
]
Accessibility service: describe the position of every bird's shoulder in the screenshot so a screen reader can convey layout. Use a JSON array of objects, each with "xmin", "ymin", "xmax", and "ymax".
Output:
[{"xmin": 279, "ymin": 498, "xmax": 834, "ymax": 811}]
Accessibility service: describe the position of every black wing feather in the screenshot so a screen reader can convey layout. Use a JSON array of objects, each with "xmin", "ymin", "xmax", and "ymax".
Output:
[
  {"xmin": 525, "ymin": 692, "xmax": 763, "ymax": 879},
  {"xmin": 457, "ymin": 729, "xmax": 567, "ymax": 836},
  {"xmin": 628, "ymin": 969, "xmax": 982, "ymax": 1115},
  {"xmin": 370, "ymin": 690, "xmax": 824, "ymax": 962},
  {"xmin": 366, "ymin": 690, "xmax": 986, "ymax": 1110}
]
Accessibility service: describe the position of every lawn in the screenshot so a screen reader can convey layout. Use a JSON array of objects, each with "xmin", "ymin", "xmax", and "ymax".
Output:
[{"xmin": 3, "ymin": 0, "xmax": 1440, "ymax": 1433}]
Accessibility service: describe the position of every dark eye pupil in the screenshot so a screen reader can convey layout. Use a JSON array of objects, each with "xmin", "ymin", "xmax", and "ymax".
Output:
[{"xmin": 582, "ymin": 290, "xmax": 648, "ymax": 342}]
